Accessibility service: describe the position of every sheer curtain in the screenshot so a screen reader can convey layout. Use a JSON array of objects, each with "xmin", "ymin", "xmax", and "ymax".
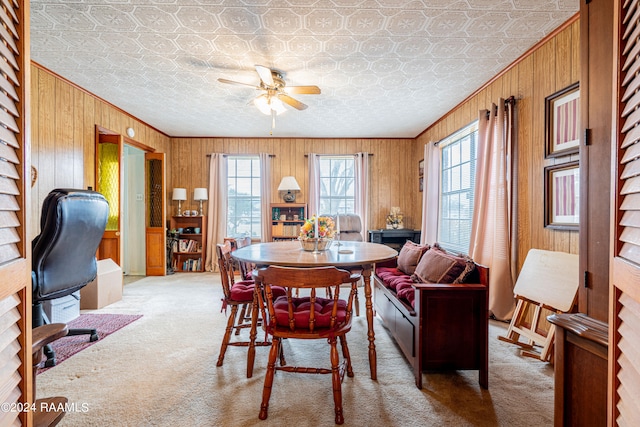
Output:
[
  {"xmin": 259, "ymin": 153, "xmax": 272, "ymax": 242},
  {"xmin": 354, "ymin": 152, "xmax": 369, "ymax": 241},
  {"xmin": 469, "ymin": 99, "xmax": 517, "ymax": 320},
  {"xmin": 420, "ymin": 142, "xmax": 441, "ymax": 245},
  {"xmin": 307, "ymin": 153, "xmax": 321, "ymax": 217},
  {"xmin": 205, "ymin": 153, "xmax": 227, "ymax": 272}
]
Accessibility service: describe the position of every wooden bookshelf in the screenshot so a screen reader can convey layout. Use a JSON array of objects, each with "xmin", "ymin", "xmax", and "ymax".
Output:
[
  {"xmin": 271, "ymin": 203, "xmax": 306, "ymax": 241},
  {"xmin": 170, "ymin": 215, "xmax": 207, "ymax": 272}
]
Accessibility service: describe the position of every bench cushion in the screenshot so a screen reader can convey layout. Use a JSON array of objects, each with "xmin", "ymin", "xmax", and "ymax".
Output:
[
  {"xmin": 397, "ymin": 241, "xmax": 430, "ymax": 275},
  {"xmin": 412, "ymin": 247, "xmax": 471, "ymax": 284}
]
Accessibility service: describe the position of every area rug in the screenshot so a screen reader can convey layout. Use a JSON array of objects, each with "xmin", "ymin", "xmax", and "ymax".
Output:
[{"xmin": 37, "ymin": 313, "xmax": 142, "ymax": 373}]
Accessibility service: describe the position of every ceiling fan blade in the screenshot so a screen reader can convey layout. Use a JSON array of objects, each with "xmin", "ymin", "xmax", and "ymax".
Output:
[
  {"xmin": 284, "ymin": 86, "xmax": 321, "ymax": 95},
  {"xmin": 278, "ymin": 93, "xmax": 308, "ymax": 110},
  {"xmin": 255, "ymin": 65, "xmax": 275, "ymax": 86},
  {"xmin": 217, "ymin": 78, "xmax": 260, "ymax": 89}
]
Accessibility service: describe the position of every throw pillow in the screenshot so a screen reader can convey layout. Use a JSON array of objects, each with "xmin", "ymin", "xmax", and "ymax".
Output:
[
  {"xmin": 411, "ymin": 246, "xmax": 468, "ymax": 284},
  {"xmin": 397, "ymin": 241, "xmax": 430, "ymax": 275}
]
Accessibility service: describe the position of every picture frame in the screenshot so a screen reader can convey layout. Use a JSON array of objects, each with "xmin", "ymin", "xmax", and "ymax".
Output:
[
  {"xmin": 544, "ymin": 161, "xmax": 579, "ymax": 230},
  {"xmin": 418, "ymin": 159, "xmax": 424, "ymax": 176},
  {"xmin": 545, "ymin": 82, "xmax": 580, "ymax": 158},
  {"xmin": 419, "ymin": 176, "xmax": 424, "ymax": 192}
]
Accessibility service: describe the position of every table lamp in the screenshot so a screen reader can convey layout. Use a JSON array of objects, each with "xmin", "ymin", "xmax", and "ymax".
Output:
[
  {"xmin": 172, "ymin": 188, "xmax": 187, "ymax": 216},
  {"xmin": 194, "ymin": 187, "xmax": 208, "ymax": 216},
  {"xmin": 277, "ymin": 176, "xmax": 301, "ymax": 203}
]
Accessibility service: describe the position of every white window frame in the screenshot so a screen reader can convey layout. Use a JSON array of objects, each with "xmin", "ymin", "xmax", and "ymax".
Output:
[
  {"xmin": 226, "ymin": 155, "xmax": 262, "ymax": 238},
  {"xmin": 437, "ymin": 121, "xmax": 479, "ymax": 254}
]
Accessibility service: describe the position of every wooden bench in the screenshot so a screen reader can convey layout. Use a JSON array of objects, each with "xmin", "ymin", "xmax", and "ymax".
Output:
[{"xmin": 373, "ymin": 259, "xmax": 489, "ymax": 389}]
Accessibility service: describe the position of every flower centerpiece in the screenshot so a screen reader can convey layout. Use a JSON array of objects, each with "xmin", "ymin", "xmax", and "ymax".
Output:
[
  {"xmin": 298, "ymin": 215, "xmax": 336, "ymax": 251},
  {"xmin": 386, "ymin": 206, "xmax": 404, "ymax": 229}
]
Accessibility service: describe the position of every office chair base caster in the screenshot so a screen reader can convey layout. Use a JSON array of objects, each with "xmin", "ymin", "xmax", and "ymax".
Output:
[{"xmin": 67, "ymin": 328, "xmax": 99, "ymax": 342}]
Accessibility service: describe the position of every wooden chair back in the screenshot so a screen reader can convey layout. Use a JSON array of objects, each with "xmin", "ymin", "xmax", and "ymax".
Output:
[
  {"xmin": 254, "ymin": 266, "xmax": 360, "ymax": 335},
  {"xmin": 215, "ymin": 242, "xmax": 235, "ymax": 300}
]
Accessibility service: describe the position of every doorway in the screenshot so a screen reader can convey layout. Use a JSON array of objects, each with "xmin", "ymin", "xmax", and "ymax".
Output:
[{"xmin": 123, "ymin": 144, "xmax": 145, "ymax": 276}]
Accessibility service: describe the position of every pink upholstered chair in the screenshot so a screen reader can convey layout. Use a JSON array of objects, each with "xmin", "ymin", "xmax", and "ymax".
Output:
[{"xmin": 253, "ymin": 265, "xmax": 361, "ymax": 425}]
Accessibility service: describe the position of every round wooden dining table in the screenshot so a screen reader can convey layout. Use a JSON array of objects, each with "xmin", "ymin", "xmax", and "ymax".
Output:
[{"xmin": 232, "ymin": 239, "xmax": 398, "ymax": 380}]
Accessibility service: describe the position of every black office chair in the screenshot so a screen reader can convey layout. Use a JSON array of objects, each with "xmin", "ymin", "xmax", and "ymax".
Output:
[{"xmin": 32, "ymin": 189, "xmax": 109, "ymax": 367}]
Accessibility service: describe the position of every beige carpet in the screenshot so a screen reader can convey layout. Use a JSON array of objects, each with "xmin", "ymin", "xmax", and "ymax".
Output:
[{"xmin": 37, "ymin": 273, "xmax": 554, "ymax": 427}]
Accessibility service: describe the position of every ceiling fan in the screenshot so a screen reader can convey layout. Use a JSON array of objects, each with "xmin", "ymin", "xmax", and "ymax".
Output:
[{"xmin": 218, "ymin": 65, "xmax": 320, "ymax": 133}]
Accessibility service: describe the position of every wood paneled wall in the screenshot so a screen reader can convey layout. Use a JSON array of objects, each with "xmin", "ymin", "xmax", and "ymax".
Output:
[
  {"xmin": 29, "ymin": 17, "xmax": 580, "ymax": 264},
  {"xmin": 170, "ymin": 138, "xmax": 418, "ymax": 234},
  {"xmin": 416, "ymin": 19, "xmax": 580, "ymax": 273},
  {"xmin": 29, "ymin": 64, "xmax": 171, "ymax": 240}
]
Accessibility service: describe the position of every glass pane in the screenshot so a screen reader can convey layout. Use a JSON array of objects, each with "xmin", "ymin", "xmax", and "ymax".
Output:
[
  {"xmin": 451, "ymin": 165, "xmax": 461, "ymax": 191},
  {"xmin": 237, "ymin": 158, "xmax": 251, "ymax": 176},
  {"xmin": 461, "ymin": 163, "xmax": 471, "ymax": 189},
  {"xmin": 461, "ymin": 136, "xmax": 471, "ymax": 162},
  {"xmin": 451, "ymin": 142, "xmax": 461, "ymax": 165},
  {"xmin": 320, "ymin": 178, "xmax": 331, "ymax": 197}
]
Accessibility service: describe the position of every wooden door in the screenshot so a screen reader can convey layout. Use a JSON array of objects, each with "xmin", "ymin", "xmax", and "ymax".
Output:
[
  {"xmin": 145, "ymin": 152, "xmax": 166, "ymax": 275},
  {"xmin": 580, "ymin": 0, "xmax": 614, "ymax": 322},
  {"xmin": 0, "ymin": 0, "xmax": 33, "ymax": 424},
  {"xmin": 610, "ymin": 1, "xmax": 640, "ymax": 424},
  {"xmin": 95, "ymin": 130, "xmax": 122, "ymax": 265}
]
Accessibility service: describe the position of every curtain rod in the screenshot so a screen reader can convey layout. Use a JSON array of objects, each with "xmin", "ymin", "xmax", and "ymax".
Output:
[
  {"xmin": 433, "ymin": 96, "xmax": 516, "ymax": 147},
  {"xmin": 304, "ymin": 153, "xmax": 374, "ymax": 157},
  {"xmin": 205, "ymin": 154, "xmax": 275, "ymax": 157}
]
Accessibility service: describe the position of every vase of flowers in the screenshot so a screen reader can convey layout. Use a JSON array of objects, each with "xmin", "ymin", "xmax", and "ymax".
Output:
[
  {"xmin": 386, "ymin": 206, "xmax": 404, "ymax": 229},
  {"xmin": 298, "ymin": 215, "xmax": 335, "ymax": 251}
]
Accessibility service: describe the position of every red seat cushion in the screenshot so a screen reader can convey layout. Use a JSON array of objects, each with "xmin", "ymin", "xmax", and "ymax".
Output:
[
  {"xmin": 396, "ymin": 285, "xmax": 415, "ymax": 308},
  {"xmin": 375, "ymin": 267, "xmax": 414, "ymax": 291},
  {"xmin": 229, "ymin": 280, "xmax": 255, "ymax": 302},
  {"xmin": 273, "ymin": 296, "xmax": 347, "ymax": 329}
]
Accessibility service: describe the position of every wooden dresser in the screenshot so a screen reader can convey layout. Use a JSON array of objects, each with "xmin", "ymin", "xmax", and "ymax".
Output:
[{"xmin": 547, "ymin": 313, "xmax": 608, "ymax": 427}]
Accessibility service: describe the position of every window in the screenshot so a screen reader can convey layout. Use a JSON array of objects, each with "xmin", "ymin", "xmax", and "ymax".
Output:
[
  {"xmin": 318, "ymin": 156, "xmax": 355, "ymax": 214},
  {"xmin": 227, "ymin": 156, "xmax": 261, "ymax": 238},
  {"xmin": 438, "ymin": 122, "xmax": 478, "ymax": 254}
]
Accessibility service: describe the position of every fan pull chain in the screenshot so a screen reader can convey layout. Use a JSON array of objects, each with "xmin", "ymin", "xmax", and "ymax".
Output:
[{"xmin": 270, "ymin": 109, "xmax": 276, "ymax": 135}]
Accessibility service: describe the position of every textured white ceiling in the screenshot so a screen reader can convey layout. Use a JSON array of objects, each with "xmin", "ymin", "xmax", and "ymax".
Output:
[{"xmin": 30, "ymin": 1, "xmax": 578, "ymax": 138}]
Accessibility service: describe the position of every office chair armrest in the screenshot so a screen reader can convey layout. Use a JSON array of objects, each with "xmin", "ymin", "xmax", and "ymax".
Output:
[{"xmin": 33, "ymin": 324, "xmax": 68, "ymax": 355}]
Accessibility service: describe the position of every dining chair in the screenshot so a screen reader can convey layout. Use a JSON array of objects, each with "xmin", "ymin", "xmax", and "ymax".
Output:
[
  {"xmin": 215, "ymin": 242, "xmax": 270, "ymax": 378},
  {"xmin": 253, "ymin": 265, "xmax": 361, "ymax": 425}
]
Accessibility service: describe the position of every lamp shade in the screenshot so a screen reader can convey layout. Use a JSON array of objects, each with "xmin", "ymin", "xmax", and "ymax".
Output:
[
  {"xmin": 277, "ymin": 176, "xmax": 301, "ymax": 191},
  {"xmin": 194, "ymin": 188, "xmax": 208, "ymax": 201},
  {"xmin": 172, "ymin": 188, "xmax": 187, "ymax": 201}
]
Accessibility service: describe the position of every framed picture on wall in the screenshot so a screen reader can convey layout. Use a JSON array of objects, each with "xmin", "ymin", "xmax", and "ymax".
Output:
[
  {"xmin": 544, "ymin": 161, "xmax": 579, "ymax": 230},
  {"xmin": 418, "ymin": 159, "xmax": 424, "ymax": 176},
  {"xmin": 419, "ymin": 176, "xmax": 424, "ymax": 192},
  {"xmin": 545, "ymin": 82, "xmax": 580, "ymax": 158}
]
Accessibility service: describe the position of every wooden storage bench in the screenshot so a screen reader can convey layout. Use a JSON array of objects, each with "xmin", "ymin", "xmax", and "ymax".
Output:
[{"xmin": 373, "ymin": 255, "xmax": 489, "ymax": 389}]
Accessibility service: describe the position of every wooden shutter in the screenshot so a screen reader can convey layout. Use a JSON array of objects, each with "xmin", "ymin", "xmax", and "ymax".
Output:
[
  {"xmin": 611, "ymin": 0, "xmax": 640, "ymax": 425},
  {"xmin": 0, "ymin": 0, "xmax": 31, "ymax": 425}
]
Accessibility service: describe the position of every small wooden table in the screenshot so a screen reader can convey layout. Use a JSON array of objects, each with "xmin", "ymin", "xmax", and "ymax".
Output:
[{"xmin": 232, "ymin": 240, "xmax": 397, "ymax": 380}]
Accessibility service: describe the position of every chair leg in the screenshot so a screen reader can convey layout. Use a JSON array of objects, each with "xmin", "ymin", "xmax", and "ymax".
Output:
[
  {"xmin": 217, "ymin": 305, "xmax": 239, "ymax": 367},
  {"xmin": 355, "ymin": 286, "xmax": 360, "ymax": 317},
  {"xmin": 259, "ymin": 337, "xmax": 280, "ymax": 421},
  {"xmin": 339, "ymin": 335, "xmax": 353, "ymax": 378},
  {"xmin": 236, "ymin": 304, "xmax": 248, "ymax": 335},
  {"xmin": 330, "ymin": 337, "xmax": 344, "ymax": 425}
]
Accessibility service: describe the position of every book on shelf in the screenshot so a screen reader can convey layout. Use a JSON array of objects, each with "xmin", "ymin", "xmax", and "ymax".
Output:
[
  {"xmin": 181, "ymin": 258, "xmax": 202, "ymax": 271},
  {"xmin": 176, "ymin": 239, "xmax": 201, "ymax": 253}
]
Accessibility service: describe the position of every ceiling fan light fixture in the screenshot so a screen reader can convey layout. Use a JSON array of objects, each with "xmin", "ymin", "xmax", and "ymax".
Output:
[{"xmin": 254, "ymin": 93, "xmax": 286, "ymax": 116}]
